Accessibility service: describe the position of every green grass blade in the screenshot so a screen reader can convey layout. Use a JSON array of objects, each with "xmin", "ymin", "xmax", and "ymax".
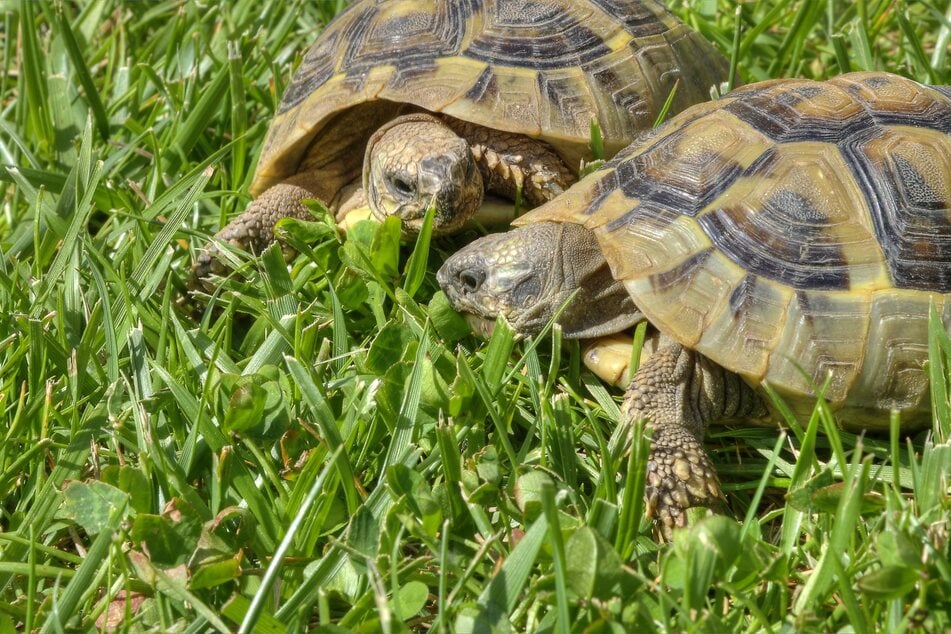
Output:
[
  {"xmin": 727, "ymin": 4, "xmax": 742, "ymax": 92},
  {"xmin": 286, "ymin": 357, "xmax": 358, "ymax": 514},
  {"xmin": 385, "ymin": 326, "xmax": 429, "ymax": 467},
  {"xmin": 131, "ymin": 166, "xmax": 212, "ymax": 294},
  {"xmin": 928, "ymin": 303, "xmax": 951, "ymax": 443},
  {"xmin": 227, "ymin": 41, "xmax": 249, "ymax": 187},
  {"xmin": 402, "ymin": 205, "xmax": 435, "ymax": 298},
  {"xmin": 932, "ymin": 3, "xmax": 951, "ymax": 73},
  {"xmin": 846, "ymin": 16, "xmax": 875, "ymax": 71},
  {"xmin": 18, "ymin": 2, "xmax": 54, "ymax": 152},
  {"xmin": 474, "ymin": 515, "xmax": 549, "ymax": 624},
  {"xmin": 239, "ymin": 447, "xmax": 343, "ymax": 634},
  {"xmin": 793, "ymin": 455, "xmax": 870, "ymax": 615},
  {"xmin": 588, "ymin": 119, "xmax": 604, "ymax": 161},
  {"xmin": 38, "ymin": 504, "xmax": 126, "ymax": 634},
  {"xmin": 223, "ymin": 594, "xmax": 286, "ymax": 634},
  {"xmin": 171, "ymin": 64, "xmax": 230, "ymax": 166},
  {"xmin": 541, "ymin": 481, "xmax": 570, "ymax": 634},
  {"xmin": 53, "ymin": 4, "xmax": 110, "ymax": 139},
  {"xmin": 615, "ymin": 418, "xmax": 648, "ymax": 559},
  {"xmin": 27, "ymin": 116, "xmax": 95, "ymax": 305},
  {"xmin": 652, "ymin": 79, "xmax": 680, "ymax": 128}
]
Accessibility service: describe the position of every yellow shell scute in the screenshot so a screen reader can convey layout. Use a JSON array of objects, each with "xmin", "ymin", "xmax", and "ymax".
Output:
[
  {"xmin": 764, "ymin": 291, "xmax": 872, "ymax": 404},
  {"xmin": 623, "ymin": 244, "xmax": 742, "ymax": 349},
  {"xmin": 848, "ymin": 291, "xmax": 947, "ymax": 418},
  {"xmin": 696, "ymin": 275, "xmax": 793, "ymax": 381}
]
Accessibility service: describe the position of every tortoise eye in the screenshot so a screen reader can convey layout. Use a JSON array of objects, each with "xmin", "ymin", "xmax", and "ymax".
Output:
[{"xmin": 389, "ymin": 175, "xmax": 415, "ymax": 198}]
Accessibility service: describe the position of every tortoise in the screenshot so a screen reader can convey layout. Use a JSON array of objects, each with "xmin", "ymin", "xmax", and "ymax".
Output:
[
  {"xmin": 193, "ymin": 0, "xmax": 734, "ymax": 280},
  {"xmin": 437, "ymin": 71, "xmax": 951, "ymax": 530}
]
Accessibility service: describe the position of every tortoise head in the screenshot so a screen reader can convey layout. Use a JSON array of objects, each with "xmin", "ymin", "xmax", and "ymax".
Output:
[
  {"xmin": 437, "ymin": 222, "xmax": 641, "ymax": 338},
  {"xmin": 364, "ymin": 114, "xmax": 484, "ymax": 235}
]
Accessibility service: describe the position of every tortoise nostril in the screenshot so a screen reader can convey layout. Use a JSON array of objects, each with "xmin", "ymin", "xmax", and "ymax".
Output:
[{"xmin": 458, "ymin": 269, "xmax": 485, "ymax": 293}]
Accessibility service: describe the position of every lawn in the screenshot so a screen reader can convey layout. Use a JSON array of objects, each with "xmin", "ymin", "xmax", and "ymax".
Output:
[{"xmin": 0, "ymin": 0, "xmax": 949, "ymax": 632}]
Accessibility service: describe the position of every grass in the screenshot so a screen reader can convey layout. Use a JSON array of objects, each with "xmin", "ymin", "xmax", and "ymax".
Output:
[{"xmin": 0, "ymin": 0, "xmax": 949, "ymax": 631}]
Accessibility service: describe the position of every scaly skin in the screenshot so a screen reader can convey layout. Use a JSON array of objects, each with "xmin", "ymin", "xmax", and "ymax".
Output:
[
  {"xmin": 581, "ymin": 330, "xmax": 766, "ymax": 533},
  {"xmin": 622, "ymin": 343, "xmax": 765, "ymax": 534},
  {"xmin": 192, "ymin": 172, "xmax": 324, "ymax": 285},
  {"xmin": 444, "ymin": 117, "xmax": 575, "ymax": 207}
]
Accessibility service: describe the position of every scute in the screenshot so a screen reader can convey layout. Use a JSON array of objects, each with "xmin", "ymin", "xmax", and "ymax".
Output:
[
  {"xmin": 622, "ymin": 247, "xmax": 744, "ymax": 349},
  {"xmin": 463, "ymin": 5, "xmax": 611, "ymax": 68},
  {"xmin": 610, "ymin": 107, "xmax": 773, "ymax": 217},
  {"xmin": 848, "ymin": 292, "xmax": 948, "ymax": 427},
  {"xmin": 724, "ymin": 79, "xmax": 875, "ymax": 142},
  {"xmin": 699, "ymin": 274, "xmax": 791, "ymax": 380},
  {"xmin": 590, "ymin": 0, "xmax": 669, "ymax": 36},
  {"xmin": 252, "ymin": 0, "xmax": 733, "ymax": 196},
  {"xmin": 841, "ymin": 125, "xmax": 951, "ymax": 291},
  {"xmin": 831, "ymin": 72, "xmax": 951, "ymax": 128},
  {"xmin": 764, "ymin": 290, "xmax": 872, "ymax": 404},
  {"xmin": 696, "ymin": 141, "xmax": 888, "ymax": 291}
]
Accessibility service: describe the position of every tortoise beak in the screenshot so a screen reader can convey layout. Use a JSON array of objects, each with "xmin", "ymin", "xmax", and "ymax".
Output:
[{"xmin": 464, "ymin": 314, "xmax": 497, "ymax": 339}]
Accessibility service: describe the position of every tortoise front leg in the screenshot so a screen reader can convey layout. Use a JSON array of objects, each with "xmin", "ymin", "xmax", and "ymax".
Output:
[
  {"xmin": 192, "ymin": 172, "xmax": 324, "ymax": 285},
  {"xmin": 621, "ymin": 343, "xmax": 765, "ymax": 534},
  {"xmin": 446, "ymin": 118, "xmax": 576, "ymax": 206}
]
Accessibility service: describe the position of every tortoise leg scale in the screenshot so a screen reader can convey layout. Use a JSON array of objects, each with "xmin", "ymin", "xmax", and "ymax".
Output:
[
  {"xmin": 446, "ymin": 118, "xmax": 575, "ymax": 207},
  {"xmin": 622, "ymin": 343, "xmax": 766, "ymax": 535},
  {"xmin": 191, "ymin": 172, "xmax": 323, "ymax": 285}
]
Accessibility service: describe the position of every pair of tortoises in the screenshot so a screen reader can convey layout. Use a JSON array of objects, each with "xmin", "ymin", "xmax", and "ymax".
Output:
[{"xmin": 196, "ymin": 0, "xmax": 951, "ymax": 530}]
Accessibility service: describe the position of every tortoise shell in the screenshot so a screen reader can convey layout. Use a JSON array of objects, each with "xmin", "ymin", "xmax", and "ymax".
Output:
[
  {"xmin": 521, "ymin": 72, "xmax": 951, "ymax": 427},
  {"xmin": 250, "ymin": 0, "xmax": 732, "ymax": 197}
]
